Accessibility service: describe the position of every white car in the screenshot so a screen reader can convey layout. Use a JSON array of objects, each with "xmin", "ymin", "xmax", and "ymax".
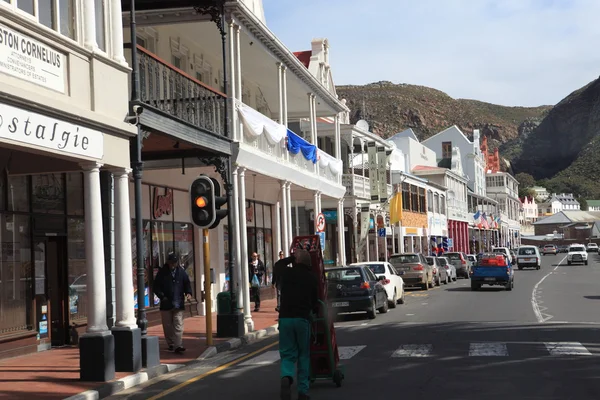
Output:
[
  {"xmin": 516, "ymin": 246, "xmax": 541, "ymax": 270},
  {"xmin": 586, "ymin": 243, "xmax": 598, "ymax": 252},
  {"xmin": 567, "ymin": 244, "xmax": 588, "ymax": 265},
  {"xmin": 351, "ymin": 262, "xmax": 405, "ymax": 307},
  {"xmin": 437, "ymin": 256, "xmax": 457, "ymax": 281},
  {"xmin": 492, "ymin": 247, "xmax": 513, "ymax": 264}
]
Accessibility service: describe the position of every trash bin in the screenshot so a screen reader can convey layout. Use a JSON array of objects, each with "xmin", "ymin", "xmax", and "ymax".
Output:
[{"xmin": 216, "ymin": 291, "xmax": 231, "ymax": 315}]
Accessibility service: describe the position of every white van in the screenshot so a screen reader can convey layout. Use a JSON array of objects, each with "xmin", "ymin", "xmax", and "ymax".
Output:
[
  {"xmin": 492, "ymin": 247, "xmax": 513, "ymax": 264},
  {"xmin": 516, "ymin": 246, "xmax": 541, "ymax": 270}
]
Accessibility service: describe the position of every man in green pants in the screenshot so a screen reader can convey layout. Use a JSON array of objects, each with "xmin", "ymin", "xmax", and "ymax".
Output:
[{"xmin": 278, "ymin": 249, "xmax": 319, "ymax": 400}]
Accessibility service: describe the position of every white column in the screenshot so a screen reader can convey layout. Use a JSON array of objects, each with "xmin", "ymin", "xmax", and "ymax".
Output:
[
  {"xmin": 295, "ymin": 202, "xmax": 300, "ymax": 236},
  {"xmin": 83, "ymin": 0, "xmax": 99, "ymax": 51},
  {"xmin": 231, "ymin": 167, "xmax": 243, "ymax": 310},
  {"xmin": 81, "ymin": 163, "xmax": 108, "ymax": 334},
  {"xmin": 280, "ymin": 181, "xmax": 289, "ymax": 256},
  {"xmin": 282, "ymin": 66, "xmax": 288, "ymax": 127},
  {"xmin": 112, "ymin": 168, "xmax": 136, "ymax": 328},
  {"xmin": 277, "ymin": 62, "xmax": 283, "ymax": 124},
  {"xmin": 109, "ymin": 0, "xmax": 126, "ymax": 64},
  {"xmin": 312, "ymin": 95, "xmax": 318, "ymax": 143},
  {"xmin": 238, "ymin": 168, "xmax": 253, "ymax": 331},
  {"xmin": 337, "ymin": 199, "xmax": 345, "ymax": 266},
  {"xmin": 308, "ymin": 93, "xmax": 315, "ymax": 144},
  {"xmin": 286, "ymin": 183, "xmax": 293, "ymax": 244},
  {"xmin": 228, "ymin": 22, "xmax": 238, "ymax": 141},
  {"xmin": 235, "ymin": 25, "xmax": 243, "ymax": 144},
  {"xmin": 274, "ymin": 201, "xmax": 282, "ymax": 256},
  {"xmin": 313, "ymin": 191, "xmax": 319, "ymax": 233}
]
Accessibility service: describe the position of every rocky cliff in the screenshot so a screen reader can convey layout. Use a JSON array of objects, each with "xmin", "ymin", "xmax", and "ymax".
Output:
[{"xmin": 336, "ymin": 81, "xmax": 551, "ymax": 152}]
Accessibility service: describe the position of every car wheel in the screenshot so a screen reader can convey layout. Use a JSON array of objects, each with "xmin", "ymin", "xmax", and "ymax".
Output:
[
  {"xmin": 506, "ymin": 281, "xmax": 513, "ymax": 291},
  {"xmin": 367, "ymin": 298, "xmax": 377, "ymax": 319},
  {"xmin": 444, "ymin": 275, "xmax": 449, "ymax": 285},
  {"xmin": 422, "ymin": 281, "xmax": 429, "ymax": 291},
  {"xmin": 398, "ymin": 289, "xmax": 406, "ymax": 304},
  {"xmin": 585, "ymin": 261, "xmax": 588, "ymax": 265},
  {"xmin": 389, "ymin": 290, "xmax": 398, "ymax": 308},
  {"xmin": 471, "ymin": 282, "xmax": 480, "ymax": 291},
  {"xmin": 378, "ymin": 296, "xmax": 388, "ymax": 314},
  {"xmin": 536, "ymin": 265, "xmax": 540, "ymax": 270},
  {"xmin": 435, "ymin": 276, "xmax": 441, "ymax": 286},
  {"xmin": 568, "ymin": 261, "xmax": 572, "ymax": 265}
]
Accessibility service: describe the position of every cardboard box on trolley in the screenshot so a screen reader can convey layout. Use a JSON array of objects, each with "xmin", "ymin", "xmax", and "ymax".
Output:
[{"xmin": 290, "ymin": 235, "xmax": 343, "ymax": 386}]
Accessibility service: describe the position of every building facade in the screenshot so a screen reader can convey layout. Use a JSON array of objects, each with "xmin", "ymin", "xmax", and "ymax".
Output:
[{"xmin": 485, "ymin": 172, "xmax": 521, "ymax": 248}]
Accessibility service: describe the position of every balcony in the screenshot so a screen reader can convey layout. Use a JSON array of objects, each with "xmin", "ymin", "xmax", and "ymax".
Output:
[
  {"xmin": 135, "ymin": 45, "xmax": 226, "ymax": 137},
  {"xmin": 342, "ymin": 174, "xmax": 392, "ymax": 199}
]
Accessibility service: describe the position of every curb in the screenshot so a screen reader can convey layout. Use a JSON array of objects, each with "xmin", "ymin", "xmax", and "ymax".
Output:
[{"xmin": 63, "ymin": 323, "xmax": 279, "ymax": 400}]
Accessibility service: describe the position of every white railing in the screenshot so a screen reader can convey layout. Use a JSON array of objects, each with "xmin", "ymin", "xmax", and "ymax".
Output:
[{"xmin": 342, "ymin": 174, "xmax": 392, "ymax": 199}]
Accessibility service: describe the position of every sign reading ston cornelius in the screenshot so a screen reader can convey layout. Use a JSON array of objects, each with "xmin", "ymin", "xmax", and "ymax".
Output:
[{"xmin": 0, "ymin": 24, "xmax": 65, "ymax": 93}]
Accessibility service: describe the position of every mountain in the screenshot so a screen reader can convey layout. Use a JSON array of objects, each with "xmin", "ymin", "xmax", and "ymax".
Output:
[
  {"xmin": 336, "ymin": 81, "xmax": 552, "ymax": 154},
  {"xmin": 511, "ymin": 77, "xmax": 600, "ymax": 198}
]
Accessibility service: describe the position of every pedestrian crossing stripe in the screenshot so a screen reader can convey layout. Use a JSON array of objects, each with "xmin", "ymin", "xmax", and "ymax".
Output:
[
  {"xmin": 469, "ymin": 342, "xmax": 508, "ymax": 357},
  {"xmin": 544, "ymin": 342, "xmax": 592, "ymax": 356}
]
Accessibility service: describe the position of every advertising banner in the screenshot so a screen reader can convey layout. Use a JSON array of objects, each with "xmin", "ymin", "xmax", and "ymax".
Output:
[{"xmin": 367, "ymin": 142, "xmax": 379, "ymax": 201}]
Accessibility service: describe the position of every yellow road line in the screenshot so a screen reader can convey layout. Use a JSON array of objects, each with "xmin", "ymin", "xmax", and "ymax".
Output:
[{"xmin": 147, "ymin": 340, "xmax": 280, "ymax": 400}]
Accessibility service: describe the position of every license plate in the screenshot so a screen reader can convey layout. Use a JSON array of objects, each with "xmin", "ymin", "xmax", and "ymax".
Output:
[
  {"xmin": 332, "ymin": 302, "xmax": 349, "ymax": 308},
  {"xmin": 525, "ymin": 258, "xmax": 532, "ymax": 261},
  {"xmin": 484, "ymin": 277, "xmax": 495, "ymax": 281}
]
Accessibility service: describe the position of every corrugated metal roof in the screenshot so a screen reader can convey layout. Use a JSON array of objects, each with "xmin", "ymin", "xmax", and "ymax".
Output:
[
  {"xmin": 534, "ymin": 211, "xmax": 600, "ymax": 225},
  {"xmin": 587, "ymin": 200, "xmax": 600, "ymax": 207}
]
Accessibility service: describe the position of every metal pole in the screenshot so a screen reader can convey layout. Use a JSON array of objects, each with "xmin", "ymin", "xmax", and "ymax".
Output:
[
  {"xmin": 203, "ymin": 229, "xmax": 213, "ymax": 346},
  {"xmin": 129, "ymin": 0, "xmax": 147, "ymax": 335}
]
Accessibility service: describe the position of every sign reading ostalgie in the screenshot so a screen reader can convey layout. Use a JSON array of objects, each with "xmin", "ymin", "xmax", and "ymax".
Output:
[
  {"xmin": 0, "ymin": 24, "xmax": 65, "ymax": 93},
  {"xmin": 367, "ymin": 141, "xmax": 378, "ymax": 201},
  {"xmin": 0, "ymin": 101, "xmax": 104, "ymax": 159}
]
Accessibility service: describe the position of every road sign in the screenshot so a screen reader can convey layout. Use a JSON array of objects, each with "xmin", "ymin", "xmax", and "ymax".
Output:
[
  {"xmin": 317, "ymin": 231, "xmax": 326, "ymax": 250},
  {"xmin": 378, "ymin": 228, "xmax": 386, "ymax": 237},
  {"xmin": 316, "ymin": 213, "xmax": 326, "ymax": 232}
]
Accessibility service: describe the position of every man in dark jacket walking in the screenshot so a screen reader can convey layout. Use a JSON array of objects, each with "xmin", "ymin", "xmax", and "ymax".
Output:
[
  {"xmin": 279, "ymin": 249, "xmax": 318, "ymax": 400},
  {"xmin": 153, "ymin": 253, "xmax": 192, "ymax": 354},
  {"xmin": 249, "ymin": 252, "xmax": 265, "ymax": 312},
  {"xmin": 272, "ymin": 250, "xmax": 288, "ymax": 312}
]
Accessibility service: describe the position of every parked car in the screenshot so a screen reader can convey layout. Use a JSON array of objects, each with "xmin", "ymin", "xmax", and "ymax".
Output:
[
  {"xmin": 567, "ymin": 244, "xmax": 588, "ymax": 266},
  {"xmin": 351, "ymin": 262, "xmax": 405, "ymax": 307},
  {"xmin": 325, "ymin": 266, "xmax": 389, "ymax": 319},
  {"xmin": 586, "ymin": 243, "xmax": 598, "ymax": 252},
  {"xmin": 389, "ymin": 253, "xmax": 434, "ymax": 290},
  {"xmin": 557, "ymin": 245, "xmax": 569, "ymax": 253},
  {"xmin": 516, "ymin": 246, "xmax": 541, "ymax": 270},
  {"xmin": 542, "ymin": 244, "xmax": 558, "ymax": 255},
  {"xmin": 467, "ymin": 254, "xmax": 477, "ymax": 269},
  {"xmin": 425, "ymin": 256, "xmax": 449, "ymax": 285},
  {"xmin": 444, "ymin": 252, "xmax": 470, "ymax": 278},
  {"xmin": 492, "ymin": 247, "xmax": 514, "ymax": 264},
  {"xmin": 437, "ymin": 256, "xmax": 457, "ymax": 281},
  {"xmin": 471, "ymin": 253, "xmax": 514, "ymax": 291}
]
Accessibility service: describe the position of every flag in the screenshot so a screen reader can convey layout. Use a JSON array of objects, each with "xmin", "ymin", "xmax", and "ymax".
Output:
[
  {"xmin": 481, "ymin": 212, "xmax": 490, "ymax": 229},
  {"xmin": 473, "ymin": 210, "xmax": 481, "ymax": 221},
  {"xmin": 390, "ymin": 192, "xmax": 403, "ymax": 224}
]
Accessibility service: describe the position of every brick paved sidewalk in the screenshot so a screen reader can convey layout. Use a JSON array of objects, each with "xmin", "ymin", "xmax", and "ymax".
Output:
[{"xmin": 0, "ymin": 298, "xmax": 278, "ymax": 400}]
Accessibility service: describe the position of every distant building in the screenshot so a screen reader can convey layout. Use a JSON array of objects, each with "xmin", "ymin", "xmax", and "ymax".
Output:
[
  {"xmin": 533, "ymin": 211, "xmax": 600, "ymax": 240},
  {"xmin": 485, "ymin": 172, "xmax": 521, "ymax": 248},
  {"xmin": 520, "ymin": 196, "xmax": 538, "ymax": 235},
  {"xmin": 480, "ymin": 136, "xmax": 501, "ymax": 173},
  {"xmin": 587, "ymin": 200, "xmax": 600, "ymax": 211},
  {"xmin": 531, "ymin": 186, "xmax": 549, "ymax": 201}
]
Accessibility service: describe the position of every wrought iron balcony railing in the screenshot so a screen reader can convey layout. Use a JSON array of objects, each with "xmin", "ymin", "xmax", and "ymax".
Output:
[{"xmin": 135, "ymin": 45, "xmax": 226, "ymax": 136}]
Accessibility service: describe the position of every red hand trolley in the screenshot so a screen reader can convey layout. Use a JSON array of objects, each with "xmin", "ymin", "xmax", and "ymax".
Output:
[{"xmin": 290, "ymin": 235, "xmax": 345, "ymax": 387}]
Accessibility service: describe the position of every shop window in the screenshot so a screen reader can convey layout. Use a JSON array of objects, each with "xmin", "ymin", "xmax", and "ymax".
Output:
[
  {"xmin": 402, "ymin": 183, "xmax": 410, "ymax": 211},
  {"xmin": 67, "ymin": 218, "xmax": 86, "ymax": 322},
  {"xmin": 174, "ymin": 223, "xmax": 194, "ymax": 296},
  {"xmin": 427, "ymin": 191, "xmax": 433, "ymax": 212},
  {"xmin": 32, "ymin": 174, "xmax": 65, "ymax": 214},
  {"xmin": 440, "ymin": 195, "xmax": 446, "ymax": 215},
  {"xmin": 410, "ymin": 185, "xmax": 419, "ymax": 213},
  {"xmin": 66, "ymin": 172, "xmax": 84, "ymax": 215},
  {"xmin": 418, "ymin": 188, "xmax": 426, "ymax": 213},
  {"xmin": 0, "ymin": 213, "xmax": 31, "ymax": 334},
  {"xmin": 0, "ymin": 173, "xmax": 5, "ymax": 211},
  {"xmin": 7, "ymin": 175, "xmax": 29, "ymax": 212},
  {"xmin": 151, "ymin": 221, "xmax": 175, "ymax": 272},
  {"xmin": 7, "ymin": 0, "xmax": 75, "ymax": 39}
]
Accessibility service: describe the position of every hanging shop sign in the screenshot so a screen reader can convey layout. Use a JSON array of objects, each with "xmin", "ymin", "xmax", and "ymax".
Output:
[
  {"xmin": 152, "ymin": 187, "xmax": 173, "ymax": 219},
  {"xmin": 0, "ymin": 101, "xmax": 104, "ymax": 158},
  {"xmin": 377, "ymin": 146, "xmax": 388, "ymax": 203},
  {"xmin": 0, "ymin": 24, "xmax": 65, "ymax": 92},
  {"xmin": 360, "ymin": 205, "xmax": 370, "ymax": 240},
  {"xmin": 367, "ymin": 141, "xmax": 379, "ymax": 202}
]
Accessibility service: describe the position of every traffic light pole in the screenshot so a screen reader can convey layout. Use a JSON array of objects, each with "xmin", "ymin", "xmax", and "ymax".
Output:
[{"xmin": 203, "ymin": 228, "xmax": 213, "ymax": 346}]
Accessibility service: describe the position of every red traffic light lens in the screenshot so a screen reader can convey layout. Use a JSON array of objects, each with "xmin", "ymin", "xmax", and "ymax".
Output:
[{"xmin": 195, "ymin": 196, "xmax": 207, "ymax": 208}]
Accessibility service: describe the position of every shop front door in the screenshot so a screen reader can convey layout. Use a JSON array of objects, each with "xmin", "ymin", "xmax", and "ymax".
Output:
[{"xmin": 35, "ymin": 236, "xmax": 68, "ymax": 347}]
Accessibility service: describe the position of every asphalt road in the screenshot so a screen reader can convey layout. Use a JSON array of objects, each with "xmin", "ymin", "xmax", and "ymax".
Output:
[{"xmin": 109, "ymin": 252, "xmax": 600, "ymax": 400}]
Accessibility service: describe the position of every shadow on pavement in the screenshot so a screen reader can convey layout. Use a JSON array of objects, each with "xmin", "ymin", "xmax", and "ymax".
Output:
[{"xmin": 583, "ymin": 296, "xmax": 600, "ymax": 300}]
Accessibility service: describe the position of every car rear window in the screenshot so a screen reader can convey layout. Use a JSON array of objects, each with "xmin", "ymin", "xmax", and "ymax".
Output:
[
  {"xmin": 570, "ymin": 246, "xmax": 585, "ymax": 252},
  {"xmin": 390, "ymin": 254, "xmax": 419, "ymax": 264},
  {"xmin": 438, "ymin": 258, "xmax": 448, "ymax": 266},
  {"xmin": 467, "ymin": 255, "xmax": 476, "ymax": 262},
  {"xmin": 518, "ymin": 247, "xmax": 536, "ymax": 255},
  {"xmin": 366, "ymin": 264, "xmax": 386, "ymax": 274},
  {"xmin": 326, "ymin": 268, "xmax": 364, "ymax": 286},
  {"xmin": 425, "ymin": 257, "xmax": 435, "ymax": 265},
  {"xmin": 493, "ymin": 248, "xmax": 508, "ymax": 254},
  {"xmin": 544, "ymin": 245, "xmax": 555, "ymax": 249},
  {"xmin": 445, "ymin": 253, "xmax": 461, "ymax": 260}
]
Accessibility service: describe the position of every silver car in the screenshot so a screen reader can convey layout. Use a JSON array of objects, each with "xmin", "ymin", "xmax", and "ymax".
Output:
[
  {"xmin": 426, "ymin": 256, "xmax": 449, "ymax": 285},
  {"xmin": 390, "ymin": 253, "xmax": 434, "ymax": 291},
  {"xmin": 437, "ymin": 257, "xmax": 457, "ymax": 281}
]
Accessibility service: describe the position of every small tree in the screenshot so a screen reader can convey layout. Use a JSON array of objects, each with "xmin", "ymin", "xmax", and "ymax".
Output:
[
  {"xmin": 578, "ymin": 198, "xmax": 588, "ymax": 211},
  {"xmin": 515, "ymin": 172, "xmax": 535, "ymax": 189}
]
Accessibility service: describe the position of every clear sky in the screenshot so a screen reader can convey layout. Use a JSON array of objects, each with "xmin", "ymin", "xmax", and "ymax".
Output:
[{"xmin": 262, "ymin": 0, "xmax": 600, "ymax": 107}]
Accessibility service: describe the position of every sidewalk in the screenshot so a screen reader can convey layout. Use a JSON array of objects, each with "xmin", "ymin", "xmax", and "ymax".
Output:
[{"xmin": 0, "ymin": 298, "xmax": 279, "ymax": 400}]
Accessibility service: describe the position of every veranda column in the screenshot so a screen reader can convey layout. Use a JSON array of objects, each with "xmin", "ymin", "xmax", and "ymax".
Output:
[
  {"xmin": 232, "ymin": 167, "xmax": 243, "ymax": 310},
  {"xmin": 282, "ymin": 66, "xmax": 289, "ymax": 127},
  {"xmin": 337, "ymin": 199, "xmax": 345, "ymax": 265},
  {"xmin": 276, "ymin": 62, "xmax": 283, "ymax": 123},
  {"xmin": 286, "ymin": 182, "xmax": 293, "ymax": 244},
  {"xmin": 110, "ymin": 168, "xmax": 141, "ymax": 373},
  {"xmin": 274, "ymin": 201, "xmax": 282, "ymax": 256},
  {"xmin": 82, "ymin": 0, "xmax": 99, "ymax": 51},
  {"xmin": 109, "ymin": 0, "xmax": 126, "ymax": 64},
  {"xmin": 238, "ymin": 168, "xmax": 253, "ymax": 331},
  {"xmin": 353, "ymin": 205, "xmax": 359, "ymax": 262},
  {"xmin": 281, "ymin": 181, "xmax": 289, "ymax": 256},
  {"xmin": 308, "ymin": 93, "xmax": 315, "ymax": 144},
  {"xmin": 79, "ymin": 162, "xmax": 114, "ymax": 381},
  {"xmin": 313, "ymin": 191, "xmax": 319, "ymax": 232},
  {"xmin": 228, "ymin": 21, "xmax": 238, "ymax": 140}
]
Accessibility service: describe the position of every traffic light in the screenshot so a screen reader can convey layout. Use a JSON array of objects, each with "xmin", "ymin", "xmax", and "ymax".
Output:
[
  {"xmin": 190, "ymin": 175, "xmax": 229, "ymax": 229},
  {"xmin": 190, "ymin": 176, "xmax": 216, "ymax": 228},
  {"xmin": 209, "ymin": 177, "xmax": 228, "ymax": 229}
]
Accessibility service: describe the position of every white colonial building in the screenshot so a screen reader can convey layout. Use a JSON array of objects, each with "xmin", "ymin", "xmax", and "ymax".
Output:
[{"xmin": 520, "ymin": 196, "xmax": 538, "ymax": 235}]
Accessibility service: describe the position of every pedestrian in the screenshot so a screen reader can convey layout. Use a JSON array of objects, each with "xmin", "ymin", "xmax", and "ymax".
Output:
[
  {"xmin": 272, "ymin": 250, "xmax": 289, "ymax": 312},
  {"xmin": 152, "ymin": 253, "xmax": 192, "ymax": 354},
  {"xmin": 249, "ymin": 252, "xmax": 264, "ymax": 311},
  {"xmin": 279, "ymin": 249, "xmax": 319, "ymax": 400}
]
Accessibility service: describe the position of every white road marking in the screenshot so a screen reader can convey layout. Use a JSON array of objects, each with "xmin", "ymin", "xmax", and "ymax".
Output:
[
  {"xmin": 406, "ymin": 313, "xmax": 415, "ymax": 316},
  {"xmin": 392, "ymin": 344, "xmax": 433, "ymax": 357},
  {"xmin": 469, "ymin": 342, "xmax": 509, "ymax": 357},
  {"xmin": 531, "ymin": 255, "xmax": 567, "ymax": 323},
  {"xmin": 239, "ymin": 350, "xmax": 280, "ymax": 366},
  {"xmin": 544, "ymin": 342, "xmax": 592, "ymax": 356},
  {"xmin": 338, "ymin": 345, "xmax": 366, "ymax": 360},
  {"xmin": 361, "ymin": 323, "xmax": 368, "ymax": 326},
  {"xmin": 421, "ymin": 303, "xmax": 428, "ymax": 305}
]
